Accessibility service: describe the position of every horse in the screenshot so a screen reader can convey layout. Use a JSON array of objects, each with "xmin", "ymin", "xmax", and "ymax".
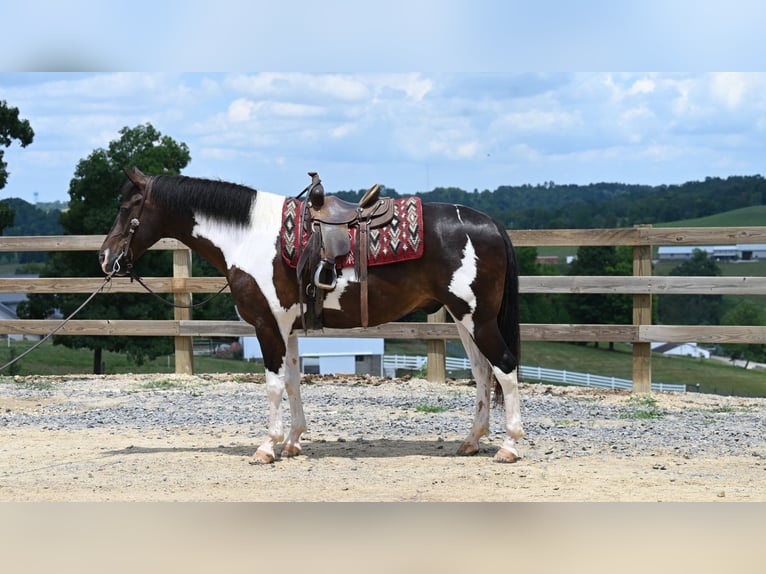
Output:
[{"xmin": 98, "ymin": 167, "xmax": 524, "ymax": 464}]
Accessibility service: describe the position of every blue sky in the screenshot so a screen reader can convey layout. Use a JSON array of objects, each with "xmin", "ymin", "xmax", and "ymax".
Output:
[{"xmin": 2, "ymin": 2, "xmax": 766, "ymax": 204}]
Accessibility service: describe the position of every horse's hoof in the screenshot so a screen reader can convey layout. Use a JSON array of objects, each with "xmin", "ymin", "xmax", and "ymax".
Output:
[
  {"xmin": 249, "ymin": 449, "xmax": 275, "ymax": 464},
  {"xmin": 456, "ymin": 442, "xmax": 479, "ymax": 456},
  {"xmin": 281, "ymin": 443, "xmax": 302, "ymax": 458},
  {"xmin": 493, "ymin": 448, "xmax": 520, "ymax": 463}
]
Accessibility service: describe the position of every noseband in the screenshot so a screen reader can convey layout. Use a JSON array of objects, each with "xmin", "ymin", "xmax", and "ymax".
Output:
[{"xmin": 112, "ymin": 176, "xmax": 154, "ymax": 275}]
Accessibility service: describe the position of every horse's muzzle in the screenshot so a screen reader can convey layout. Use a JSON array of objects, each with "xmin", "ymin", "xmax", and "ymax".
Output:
[{"xmin": 99, "ymin": 248, "xmax": 130, "ymax": 276}]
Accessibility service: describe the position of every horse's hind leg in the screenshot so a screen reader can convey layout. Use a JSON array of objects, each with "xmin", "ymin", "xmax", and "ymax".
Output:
[
  {"xmin": 454, "ymin": 317, "xmax": 524, "ymax": 463},
  {"xmin": 473, "ymin": 320, "xmax": 524, "ymax": 463},
  {"xmin": 492, "ymin": 366, "xmax": 524, "ymax": 463},
  {"xmin": 453, "ymin": 321, "xmax": 492, "ymax": 456},
  {"xmin": 282, "ymin": 334, "xmax": 307, "ymax": 457}
]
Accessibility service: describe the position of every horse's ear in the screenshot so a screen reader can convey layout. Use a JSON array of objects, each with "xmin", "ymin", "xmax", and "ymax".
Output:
[{"xmin": 124, "ymin": 167, "xmax": 147, "ymax": 189}]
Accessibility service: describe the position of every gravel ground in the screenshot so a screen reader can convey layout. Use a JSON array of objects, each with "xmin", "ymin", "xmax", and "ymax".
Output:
[{"xmin": 1, "ymin": 373, "xmax": 764, "ymax": 501}]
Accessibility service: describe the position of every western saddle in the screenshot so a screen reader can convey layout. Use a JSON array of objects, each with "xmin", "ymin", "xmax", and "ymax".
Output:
[{"xmin": 296, "ymin": 172, "xmax": 394, "ymax": 328}]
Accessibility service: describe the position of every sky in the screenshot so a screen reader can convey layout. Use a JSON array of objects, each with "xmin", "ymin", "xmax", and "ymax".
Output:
[{"xmin": 2, "ymin": 2, "xmax": 766, "ymax": 205}]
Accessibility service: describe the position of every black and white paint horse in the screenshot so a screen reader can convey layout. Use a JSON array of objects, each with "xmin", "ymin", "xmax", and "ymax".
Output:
[{"xmin": 99, "ymin": 168, "xmax": 524, "ymax": 463}]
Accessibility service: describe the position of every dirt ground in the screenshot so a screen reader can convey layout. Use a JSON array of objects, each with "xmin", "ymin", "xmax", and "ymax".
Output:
[{"xmin": 1, "ymin": 374, "xmax": 764, "ymax": 502}]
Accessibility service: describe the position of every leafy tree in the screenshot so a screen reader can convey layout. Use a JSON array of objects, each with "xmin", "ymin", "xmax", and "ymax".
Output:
[
  {"xmin": 564, "ymin": 245, "xmax": 632, "ymax": 349},
  {"xmin": 657, "ymin": 249, "xmax": 724, "ymax": 326},
  {"xmin": 516, "ymin": 246, "xmax": 571, "ymax": 325},
  {"xmin": 0, "ymin": 100, "xmax": 35, "ymax": 233},
  {"xmin": 720, "ymin": 300, "xmax": 766, "ymax": 368},
  {"xmin": 18, "ymin": 124, "xmax": 192, "ymax": 373}
]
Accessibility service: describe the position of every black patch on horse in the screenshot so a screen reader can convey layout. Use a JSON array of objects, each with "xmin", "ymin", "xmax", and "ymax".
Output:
[{"xmin": 150, "ymin": 175, "xmax": 256, "ymax": 227}]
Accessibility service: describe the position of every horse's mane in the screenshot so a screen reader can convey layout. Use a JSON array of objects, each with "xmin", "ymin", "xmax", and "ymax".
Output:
[{"xmin": 150, "ymin": 175, "xmax": 257, "ymax": 226}]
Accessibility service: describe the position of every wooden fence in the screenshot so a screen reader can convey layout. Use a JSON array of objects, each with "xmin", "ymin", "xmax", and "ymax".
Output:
[{"xmin": 2, "ymin": 226, "xmax": 766, "ymax": 392}]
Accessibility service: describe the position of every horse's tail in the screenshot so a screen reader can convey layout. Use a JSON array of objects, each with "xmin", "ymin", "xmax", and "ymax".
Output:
[{"xmin": 494, "ymin": 221, "xmax": 521, "ymax": 406}]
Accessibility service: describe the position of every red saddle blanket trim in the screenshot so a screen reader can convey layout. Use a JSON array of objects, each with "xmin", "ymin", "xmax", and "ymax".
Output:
[{"xmin": 280, "ymin": 196, "xmax": 424, "ymax": 269}]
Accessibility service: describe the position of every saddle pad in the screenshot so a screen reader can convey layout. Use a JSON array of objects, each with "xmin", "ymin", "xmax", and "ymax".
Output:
[{"xmin": 281, "ymin": 196, "xmax": 424, "ymax": 269}]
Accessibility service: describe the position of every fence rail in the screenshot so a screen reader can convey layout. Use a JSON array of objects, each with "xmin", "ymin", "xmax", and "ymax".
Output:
[
  {"xmin": 2, "ymin": 226, "xmax": 766, "ymax": 391},
  {"xmin": 382, "ymin": 355, "xmax": 686, "ymax": 393}
]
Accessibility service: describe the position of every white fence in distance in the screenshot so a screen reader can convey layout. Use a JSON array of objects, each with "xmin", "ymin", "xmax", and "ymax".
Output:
[{"xmin": 382, "ymin": 355, "xmax": 686, "ymax": 393}]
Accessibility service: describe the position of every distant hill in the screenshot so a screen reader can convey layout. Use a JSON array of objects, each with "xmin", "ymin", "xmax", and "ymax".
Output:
[
  {"xmin": 338, "ymin": 174, "xmax": 766, "ymax": 230},
  {"xmin": 656, "ymin": 205, "xmax": 766, "ymax": 228},
  {"xmin": 2, "ymin": 197, "xmax": 63, "ymax": 236}
]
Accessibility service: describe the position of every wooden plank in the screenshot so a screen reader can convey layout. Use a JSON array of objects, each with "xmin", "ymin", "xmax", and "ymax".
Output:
[
  {"xmin": 181, "ymin": 321, "xmax": 461, "ymax": 339},
  {"xmin": 5, "ymin": 319, "xmax": 766, "ymax": 345},
  {"xmin": 639, "ymin": 325, "xmax": 766, "ymax": 344},
  {"xmin": 0, "ymin": 277, "xmax": 229, "ymax": 294},
  {"xmin": 0, "ymin": 320, "xmax": 182, "ymax": 336},
  {"xmin": 632, "ymin": 239, "xmax": 653, "ymax": 393},
  {"xmin": 426, "ymin": 308, "xmax": 447, "ymax": 383},
  {"xmin": 7, "ymin": 275, "xmax": 766, "ymax": 296},
  {"xmin": 640, "ymin": 226, "xmax": 766, "ymax": 246},
  {"xmin": 509, "ymin": 226, "xmax": 766, "ymax": 247},
  {"xmin": 173, "ymin": 249, "xmax": 194, "ymax": 375},
  {"xmin": 6, "ymin": 229, "xmax": 766, "ymax": 254},
  {"xmin": 509, "ymin": 228, "xmax": 640, "ymax": 247},
  {"xmin": 0, "ymin": 235, "xmax": 183, "ymax": 252},
  {"xmin": 519, "ymin": 324, "xmax": 638, "ymax": 342}
]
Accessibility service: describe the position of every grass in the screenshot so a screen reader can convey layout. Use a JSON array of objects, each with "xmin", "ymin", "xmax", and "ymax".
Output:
[
  {"xmin": 415, "ymin": 403, "xmax": 449, "ymax": 413},
  {"xmin": 620, "ymin": 394, "xmax": 663, "ymax": 419},
  {"xmin": 522, "ymin": 341, "xmax": 766, "ymax": 397},
  {"xmin": 386, "ymin": 338, "xmax": 766, "ymax": 397},
  {"xmin": 141, "ymin": 378, "xmax": 184, "ymax": 390},
  {"xmin": 0, "ymin": 338, "xmax": 262, "ymax": 377},
  {"xmin": 3, "ymin": 334, "xmax": 766, "ymax": 398}
]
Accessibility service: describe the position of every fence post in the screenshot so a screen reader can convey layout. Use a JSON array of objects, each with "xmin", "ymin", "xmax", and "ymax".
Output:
[
  {"xmin": 632, "ymin": 225, "xmax": 653, "ymax": 393},
  {"xmin": 173, "ymin": 248, "xmax": 194, "ymax": 374},
  {"xmin": 426, "ymin": 308, "xmax": 446, "ymax": 382}
]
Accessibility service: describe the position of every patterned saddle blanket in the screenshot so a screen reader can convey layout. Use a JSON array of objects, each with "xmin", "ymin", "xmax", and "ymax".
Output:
[{"xmin": 280, "ymin": 196, "xmax": 425, "ymax": 269}]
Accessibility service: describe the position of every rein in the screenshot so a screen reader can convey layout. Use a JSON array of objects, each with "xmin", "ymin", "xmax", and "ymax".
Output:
[
  {"xmin": 0, "ymin": 275, "xmax": 113, "ymax": 373},
  {"xmin": 129, "ymin": 269, "xmax": 231, "ymax": 309}
]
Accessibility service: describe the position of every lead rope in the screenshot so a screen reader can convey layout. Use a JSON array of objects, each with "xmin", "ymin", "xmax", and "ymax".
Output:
[
  {"xmin": 129, "ymin": 270, "xmax": 230, "ymax": 309},
  {"xmin": 0, "ymin": 275, "xmax": 113, "ymax": 373}
]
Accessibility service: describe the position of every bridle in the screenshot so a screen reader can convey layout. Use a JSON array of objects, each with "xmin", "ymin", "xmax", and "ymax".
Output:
[
  {"xmin": 110, "ymin": 176, "xmax": 154, "ymax": 276},
  {"xmin": 107, "ymin": 174, "xmax": 231, "ymax": 309}
]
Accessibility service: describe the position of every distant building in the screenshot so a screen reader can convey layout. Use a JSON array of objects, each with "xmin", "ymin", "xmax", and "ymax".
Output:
[
  {"xmin": 651, "ymin": 342, "xmax": 710, "ymax": 359},
  {"xmin": 535, "ymin": 255, "xmax": 559, "ymax": 265},
  {"xmin": 241, "ymin": 336, "xmax": 384, "ymax": 376},
  {"xmin": 0, "ymin": 276, "xmax": 42, "ymax": 341},
  {"xmin": 657, "ymin": 244, "xmax": 766, "ymax": 262}
]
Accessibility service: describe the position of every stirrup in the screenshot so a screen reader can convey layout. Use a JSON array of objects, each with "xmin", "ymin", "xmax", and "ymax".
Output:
[{"xmin": 314, "ymin": 260, "xmax": 337, "ymax": 290}]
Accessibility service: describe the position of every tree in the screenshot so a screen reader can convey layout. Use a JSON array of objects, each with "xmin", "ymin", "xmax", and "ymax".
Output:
[
  {"xmin": 19, "ymin": 124, "xmax": 192, "ymax": 373},
  {"xmin": 564, "ymin": 245, "xmax": 632, "ymax": 349},
  {"xmin": 0, "ymin": 100, "xmax": 35, "ymax": 234},
  {"xmin": 720, "ymin": 300, "xmax": 766, "ymax": 368},
  {"xmin": 516, "ymin": 247, "xmax": 571, "ymax": 325},
  {"xmin": 657, "ymin": 249, "xmax": 724, "ymax": 326}
]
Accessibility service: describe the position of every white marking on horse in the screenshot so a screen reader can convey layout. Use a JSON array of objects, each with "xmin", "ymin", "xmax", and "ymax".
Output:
[
  {"xmin": 448, "ymin": 236, "xmax": 478, "ymax": 334},
  {"xmin": 455, "ymin": 205, "xmax": 464, "ymax": 224},
  {"xmin": 493, "ymin": 365, "xmax": 524, "ymax": 460},
  {"xmin": 191, "ymin": 190, "xmax": 300, "ymax": 332},
  {"xmin": 323, "ymin": 272, "xmax": 353, "ymax": 311}
]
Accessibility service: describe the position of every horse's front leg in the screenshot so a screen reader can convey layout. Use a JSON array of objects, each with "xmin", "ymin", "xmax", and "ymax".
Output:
[
  {"xmin": 281, "ymin": 334, "xmax": 306, "ymax": 457},
  {"xmin": 252, "ymin": 367, "xmax": 287, "ymax": 464}
]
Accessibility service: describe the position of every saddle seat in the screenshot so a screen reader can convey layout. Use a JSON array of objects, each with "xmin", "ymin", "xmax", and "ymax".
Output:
[
  {"xmin": 297, "ymin": 172, "xmax": 393, "ymax": 329},
  {"xmin": 309, "ymin": 178, "xmax": 391, "ymax": 226}
]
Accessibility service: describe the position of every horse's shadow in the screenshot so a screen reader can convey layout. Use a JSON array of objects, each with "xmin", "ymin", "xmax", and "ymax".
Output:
[{"xmin": 103, "ymin": 438, "xmax": 499, "ymax": 460}]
